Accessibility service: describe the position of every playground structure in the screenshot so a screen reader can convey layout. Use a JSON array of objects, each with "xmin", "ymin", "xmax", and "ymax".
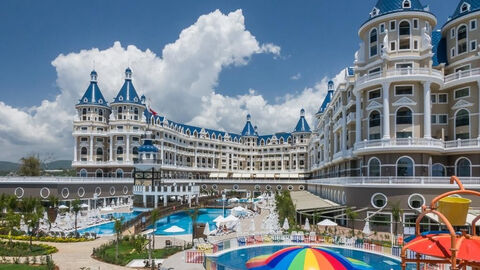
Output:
[{"xmin": 401, "ymin": 176, "xmax": 480, "ymax": 270}]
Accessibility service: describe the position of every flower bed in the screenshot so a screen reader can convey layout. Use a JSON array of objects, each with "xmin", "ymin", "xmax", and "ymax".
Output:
[
  {"xmin": 0, "ymin": 235, "xmax": 90, "ymax": 243},
  {"xmin": 0, "ymin": 241, "xmax": 57, "ymax": 257}
]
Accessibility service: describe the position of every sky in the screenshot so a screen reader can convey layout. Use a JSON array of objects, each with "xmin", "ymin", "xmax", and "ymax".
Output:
[{"xmin": 0, "ymin": 0, "xmax": 459, "ymax": 161}]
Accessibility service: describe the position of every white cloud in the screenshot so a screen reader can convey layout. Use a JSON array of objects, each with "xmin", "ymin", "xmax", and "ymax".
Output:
[
  {"xmin": 0, "ymin": 8, "xmax": 344, "ymax": 162},
  {"xmin": 290, "ymin": 73, "xmax": 301, "ymax": 80}
]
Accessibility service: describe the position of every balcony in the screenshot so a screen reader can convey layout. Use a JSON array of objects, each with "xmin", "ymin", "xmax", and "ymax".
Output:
[
  {"xmin": 444, "ymin": 68, "xmax": 480, "ymax": 86},
  {"xmin": 356, "ymin": 68, "xmax": 443, "ymax": 89},
  {"xmin": 308, "ymin": 176, "xmax": 480, "ymax": 186},
  {"xmin": 333, "ymin": 120, "xmax": 342, "ymax": 132},
  {"xmin": 346, "ymin": 112, "xmax": 355, "ymax": 125},
  {"xmin": 354, "ymin": 138, "xmax": 444, "ymax": 153}
]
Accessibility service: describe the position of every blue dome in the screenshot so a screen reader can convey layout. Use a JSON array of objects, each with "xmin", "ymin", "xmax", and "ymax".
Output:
[
  {"xmin": 126, "ymin": 67, "xmax": 132, "ymax": 73},
  {"xmin": 138, "ymin": 139, "xmax": 158, "ymax": 153}
]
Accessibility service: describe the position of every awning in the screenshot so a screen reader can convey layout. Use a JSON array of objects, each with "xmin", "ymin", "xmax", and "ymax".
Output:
[
  {"xmin": 232, "ymin": 173, "xmax": 242, "ymax": 178},
  {"xmin": 218, "ymin": 173, "xmax": 228, "ymax": 178},
  {"xmin": 290, "ymin": 191, "xmax": 339, "ymax": 211},
  {"xmin": 256, "ymin": 174, "xmax": 265, "ymax": 178},
  {"xmin": 289, "ymin": 173, "xmax": 299, "ymax": 178},
  {"xmin": 209, "ymin": 173, "xmax": 218, "ymax": 178},
  {"xmin": 265, "ymin": 173, "xmax": 275, "ymax": 178},
  {"xmin": 279, "ymin": 174, "xmax": 290, "ymax": 178},
  {"xmin": 241, "ymin": 174, "xmax": 251, "ymax": 178}
]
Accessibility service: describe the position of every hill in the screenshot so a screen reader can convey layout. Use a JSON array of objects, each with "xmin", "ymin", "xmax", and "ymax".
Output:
[{"xmin": 0, "ymin": 160, "xmax": 72, "ymax": 172}]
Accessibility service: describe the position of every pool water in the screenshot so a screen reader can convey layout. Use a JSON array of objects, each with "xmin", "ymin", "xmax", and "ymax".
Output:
[
  {"xmin": 77, "ymin": 211, "xmax": 141, "ymax": 235},
  {"xmin": 207, "ymin": 245, "xmax": 407, "ymax": 270},
  {"xmin": 152, "ymin": 208, "xmax": 230, "ymax": 235}
]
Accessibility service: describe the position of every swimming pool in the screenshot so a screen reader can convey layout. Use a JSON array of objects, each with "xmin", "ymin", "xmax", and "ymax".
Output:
[
  {"xmin": 152, "ymin": 208, "xmax": 230, "ymax": 235},
  {"xmin": 206, "ymin": 245, "xmax": 408, "ymax": 270},
  {"xmin": 77, "ymin": 211, "xmax": 141, "ymax": 235}
]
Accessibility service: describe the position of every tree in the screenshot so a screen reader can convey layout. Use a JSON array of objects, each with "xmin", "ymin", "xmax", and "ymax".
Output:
[
  {"xmin": 390, "ymin": 201, "xmax": 403, "ymax": 236},
  {"xmin": 20, "ymin": 197, "xmax": 44, "ymax": 249},
  {"xmin": 150, "ymin": 209, "xmax": 159, "ymax": 251},
  {"xmin": 113, "ymin": 218, "xmax": 123, "ymax": 262},
  {"xmin": 187, "ymin": 209, "xmax": 199, "ymax": 245},
  {"xmin": 18, "ymin": 155, "xmax": 41, "ymax": 176},
  {"xmin": 71, "ymin": 199, "xmax": 82, "ymax": 237},
  {"xmin": 47, "ymin": 196, "xmax": 59, "ymax": 231},
  {"xmin": 345, "ymin": 207, "xmax": 359, "ymax": 236}
]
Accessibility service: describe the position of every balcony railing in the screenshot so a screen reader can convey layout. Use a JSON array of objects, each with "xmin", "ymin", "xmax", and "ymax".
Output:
[
  {"xmin": 346, "ymin": 112, "xmax": 355, "ymax": 124},
  {"xmin": 308, "ymin": 176, "xmax": 480, "ymax": 186},
  {"xmin": 444, "ymin": 68, "xmax": 480, "ymax": 83},
  {"xmin": 356, "ymin": 68, "xmax": 443, "ymax": 86},
  {"xmin": 355, "ymin": 138, "xmax": 480, "ymax": 151}
]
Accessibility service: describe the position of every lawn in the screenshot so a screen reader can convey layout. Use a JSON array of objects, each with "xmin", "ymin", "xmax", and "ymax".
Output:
[
  {"xmin": 0, "ymin": 241, "xmax": 57, "ymax": 256},
  {"xmin": 93, "ymin": 236, "xmax": 182, "ymax": 266},
  {"xmin": 0, "ymin": 265, "xmax": 48, "ymax": 270}
]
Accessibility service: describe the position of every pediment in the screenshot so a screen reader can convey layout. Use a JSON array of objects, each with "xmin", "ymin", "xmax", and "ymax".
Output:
[
  {"xmin": 367, "ymin": 101, "xmax": 383, "ymax": 110},
  {"xmin": 452, "ymin": 99, "xmax": 473, "ymax": 110},
  {"xmin": 393, "ymin": 97, "xmax": 417, "ymax": 106}
]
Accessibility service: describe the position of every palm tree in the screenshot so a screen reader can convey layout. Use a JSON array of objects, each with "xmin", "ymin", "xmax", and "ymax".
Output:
[
  {"xmin": 20, "ymin": 197, "xmax": 44, "ymax": 249},
  {"xmin": 390, "ymin": 201, "xmax": 403, "ymax": 236},
  {"xmin": 71, "ymin": 199, "xmax": 82, "ymax": 237},
  {"xmin": 187, "ymin": 209, "xmax": 199, "ymax": 245},
  {"xmin": 150, "ymin": 209, "xmax": 159, "ymax": 251},
  {"xmin": 114, "ymin": 218, "xmax": 123, "ymax": 262},
  {"xmin": 345, "ymin": 207, "xmax": 358, "ymax": 236},
  {"xmin": 47, "ymin": 196, "xmax": 59, "ymax": 231}
]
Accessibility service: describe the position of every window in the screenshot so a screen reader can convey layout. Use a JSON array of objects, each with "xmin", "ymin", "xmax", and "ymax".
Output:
[
  {"xmin": 455, "ymin": 87, "xmax": 469, "ymax": 99},
  {"xmin": 390, "ymin": 41, "xmax": 396, "ymax": 51},
  {"xmin": 400, "ymin": 38, "xmax": 410, "ymax": 50},
  {"xmin": 370, "ymin": 28, "xmax": 378, "ymax": 57},
  {"xmin": 117, "ymin": 146, "xmax": 123, "ymax": 155},
  {"xmin": 408, "ymin": 194, "xmax": 425, "ymax": 209},
  {"xmin": 471, "ymin": 40, "xmax": 477, "ymax": 51},
  {"xmin": 400, "ymin": 21, "xmax": 410, "ymax": 36},
  {"xmin": 451, "ymin": 28, "xmax": 456, "ymax": 39},
  {"xmin": 438, "ymin": 94, "xmax": 448, "ymax": 104},
  {"xmin": 368, "ymin": 158, "xmax": 381, "ymax": 176},
  {"xmin": 432, "ymin": 164, "xmax": 446, "ymax": 176},
  {"xmin": 431, "ymin": 94, "xmax": 437, "ymax": 104},
  {"xmin": 396, "ymin": 63, "xmax": 413, "ymax": 69},
  {"xmin": 414, "ymin": 40, "xmax": 419, "ymax": 50},
  {"xmin": 438, "ymin": 114, "xmax": 448, "ymax": 124},
  {"xmin": 368, "ymin": 89, "xmax": 381, "ymax": 100},
  {"xmin": 456, "ymin": 158, "xmax": 471, "ymax": 177},
  {"xmin": 461, "ymin": 3, "xmax": 470, "ymax": 13},
  {"xmin": 380, "ymin": 23, "xmax": 385, "ymax": 33},
  {"xmin": 371, "ymin": 193, "xmax": 388, "ymax": 208},
  {"xmin": 369, "ymin": 67, "xmax": 381, "ymax": 74},
  {"xmin": 431, "ymin": 115, "xmax": 437, "ymax": 124},
  {"xmin": 369, "ymin": 111, "xmax": 381, "ymax": 139},
  {"xmin": 455, "ymin": 109, "xmax": 470, "ymax": 139},
  {"xmin": 458, "ymin": 25, "xmax": 468, "ymax": 54},
  {"xmin": 96, "ymin": 148, "xmax": 103, "ymax": 156},
  {"xmin": 395, "ymin": 85, "xmax": 413, "ymax": 96},
  {"xmin": 451, "ymin": 48, "xmax": 456, "ymax": 57},
  {"xmin": 390, "ymin": 20, "xmax": 396, "ymax": 31},
  {"xmin": 396, "ymin": 107, "xmax": 413, "ymax": 125},
  {"xmin": 403, "ymin": 0, "xmax": 411, "ymax": 8},
  {"xmin": 81, "ymin": 147, "xmax": 87, "ymax": 155},
  {"xmin": 397, "ymin": 156, "xmax": 414, "ymax": 176},
  {"xmin": 413, "ymin": 19, "xmax": 419, "ymax": 29},
  {"xmin": 116, "ymin": 169, "xmax": 124, "ymax": 178},
  {"xmin": 471, "ymin": 19, "xmax": 477, "ymax": 30}
]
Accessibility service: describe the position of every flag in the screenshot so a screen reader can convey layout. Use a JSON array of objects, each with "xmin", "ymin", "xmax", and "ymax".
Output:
[{"xmin": 149, "ymin": 106, "xmax": 158, "ymax": 116}]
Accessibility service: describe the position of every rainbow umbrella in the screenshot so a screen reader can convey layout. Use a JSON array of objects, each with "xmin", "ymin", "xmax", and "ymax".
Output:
[{"xmin": 246, "ymin": 246, "xmax": 372, "ymax": 270}]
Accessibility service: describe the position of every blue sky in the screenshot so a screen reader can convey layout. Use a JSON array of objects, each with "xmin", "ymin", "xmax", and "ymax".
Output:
[{"xmin": 0, "ymin": 0, "xmax": 455, "ymax": 108}]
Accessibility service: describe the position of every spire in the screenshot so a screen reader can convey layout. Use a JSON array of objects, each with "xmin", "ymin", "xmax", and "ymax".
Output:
[
  {"xmin": 328, "ymin": 80, "xmax": 334, "ymax": 91},
  {"xmin": 241, "ymin": 114, "xmax": 257, "ymax": 137},
  {"xmin": 294, "ymin": 108, "xmax": 311, "ymax": 133},
  {"xmin": 112, "ymin": 67, "xmax": 143, "ymax": 105},
  {"xmin": 77, "ymin": 70, "xmax": 108, "ymax": 107}
]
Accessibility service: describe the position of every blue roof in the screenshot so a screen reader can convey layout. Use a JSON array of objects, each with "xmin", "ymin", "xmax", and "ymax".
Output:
[
  {"xmin": 364, "ymin": 0, "xmax": 429, "ymax": 24},
  {"xmin": 241, "ymin": 114, "xmax": 257, "ymax": 137},
  {"xmin": 258, "ymin": 132, "xmax": 292, "ymax": 145},
  {"xmin": 77, "ymin": 71, "xmax": 109, "ymax": 107},
  {"xmin": 138, "ymin": 139, "xmax": 158, "ymax": 153},
  {"xmin": 347, "ymin": 67, "xmax": 355, "ymax": 77},
  {"xmin": 293, "ymin": 109, "xmax": 311, "ymax": 133},
  {"xmin": 432, "ymin": 30, "xmax": 448, "ymax": 66},
  {"xmin": 112, "ymin": 68, "xmax": 143, "ymax": 105},
  {"xmin": 449, "ymin": 0, "xmax": 480, "ymax": 22},
  {"xmin": 317, "ymin": 89, "xmax": 334, "ymax": 115}
]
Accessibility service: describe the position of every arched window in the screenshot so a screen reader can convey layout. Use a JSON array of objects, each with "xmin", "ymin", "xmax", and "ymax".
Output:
[
  {"xmin": 369, "ymin": 110, "xmax": 381, "ymax": 140},
  {"xmin": 432, "ymin": 163, "xmax": 446, "ymax": 176},
  {"xmin": 396, "ymin": 107, "xmax": 413, "ymax": 138},
  {"xmin": 402, "ymin": 0, "xmax": 411, "ymax": 8},
  {"xmin": 397, "ymin": 156, "xmax": 414, "ymax": 176},
  {"xmin": 117, "ymin": 146, "xmax": 123, "ymax": 155},
  {"xmin": 455, "ymin": 109, "xmax": 470, "ymax": 139},
  {"xmin": 81, "ymin": 147, "xmax": 88, "ymax": 155},
  {"xmin": 96, "ymin": 148, "xmax": 103, "ymax": 156},
  {"xmin": 96, "ymin": 169, "xmax": 103, "ymax": 178},
  {"xmin": 118, "ymin": 107, "xmax": 123, "ymax": 113},
  {"xmin": 116, "ymin": 169, "xmax": 124, "ymax": 178},
  {"xmin": 399, "ymin": 21, "xmax": 411, "ymax": 49},
  {"xmin": 456, "ymin": 158, "xmax": 471, "ymax": 177},
  {"xmin": 80, "ymin": 169, "xmax": 88, "ymax": 177},
  {"xmin": 134, "ymin": 108, "xmax": 138, "ymax": 115},
  {"xmin": 368, "ymin": 157, "xmax": 381, "ymax": 176},
  {"xmin": 133, "ymin": 147, "xmax": 138, "ymax": 155},
  {"xmin": 399, "ymin": 21, "xmax": 410, "ymax": 35},
  {"xmin": 82, "ymin": 108, "xmax": 87, "ymax": 115},
  {"xmin": 458, "ymin": 25, "xmax": 468, "ymax": 54},
  {"xmin": 370, "ymin": 28, "xmax": 378, "ymax": 57}
]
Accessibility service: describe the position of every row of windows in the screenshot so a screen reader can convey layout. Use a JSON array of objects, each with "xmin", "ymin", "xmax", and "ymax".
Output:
[
  {"xmin": 367, "ymin": 156, "xmax": 472, "ymax": 177},
  {"xmin": 367, "ymin": 86, "xmax": 468, "ymax": 102}
]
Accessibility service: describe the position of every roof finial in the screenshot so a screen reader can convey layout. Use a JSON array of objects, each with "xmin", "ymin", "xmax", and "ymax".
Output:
[
  {"xmin": 125, "ymin": 67, "xmax": 132, "ymax": 80},
  {"xmin": 300, "ymin": 108, "xmax": 305, "ymax": 117},
  {"xmin": 247, "ymin": 114, "xmax": 251, "ymax": 121},
  {"xmin": 328, "ymin": 80, "xmax": 334, "ymax": 91},
  {"xmin": 90, "ymin": 70, "xmax": 97, "ymax": 82}
]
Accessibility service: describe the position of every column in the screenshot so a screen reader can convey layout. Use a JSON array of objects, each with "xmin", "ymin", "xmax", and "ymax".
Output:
[
  {"xmin": 126, "ymin": 135, "xmax": 130, "ymax": 161},
  {"xmin": 161, "ymin": 141, "xmax": 164, "ymax": 165},
  {"xmin": 89, "ymin": 135, "xmax": 93, "ymax": 161},
  {"xmin": 281, "ymin": 154, "xmax": 284, "ymax": 170},
  {"xmin": 382, "ymin": 82, "xmax": 391, "ymax": 139},
  {"xmin": 355, "ymin": 94, "xmax": 362, "ymax": 143},
  {"xmin": 250, "ymin": 155, "xmax": 253, "ymax": 171},
  {"xmin": 73, "ymin": 137, "xmax": 78, "ymax": 162},
  {"xmin": 342, "ymin": 109, "xmax": 347, "ymax": 152},
  {"xmin": 333, "ymin": 133, "xmax": 338, "ymax": 153},
  {"xmin": 163, "ymin": 195, "xmax": 167, "ymax": 206},
  {"xmin": 109, "ymin": 135, "xmax": 113, "ymax": 162},
  {"xmin": 174, "ymin": 145, "xmax": 176, "ymax": 166},
  {"xmin": 194, "ymin": 149, "xmax": 198, "ymax": 168},
  {"xmin": 423, "ymin": 81, "xmax": 432, "ymax": 139}
]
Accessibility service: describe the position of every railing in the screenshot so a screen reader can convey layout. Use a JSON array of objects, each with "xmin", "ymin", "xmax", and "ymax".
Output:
[
  {"xmin": 346, "ymin": 112, "xmax": 355, "ymax": 124},
  {"xmin": 308, "ymin": 176, "xmax": 480, "ymax": 185},
  {"xmin": 0, "ymin": 176, "xmax": 133, "ymax": 183},
  {"xmin": 356, "ymin": 68, "xmax": 443, "ymax": 86},
  {"xmin": 444, "ymin": 68, "xmax": 480, "ymax": 83},
  {"xmin": 355, "ymin": 137, "xmax": 480, "ymax": 151}
]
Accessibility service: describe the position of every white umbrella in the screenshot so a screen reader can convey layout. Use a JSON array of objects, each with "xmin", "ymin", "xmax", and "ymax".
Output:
[
  {"xmin": 164, "ymin": 225, "xmax": 185, "ymax": 233},
  {"xmin": 282, "ymin": 218, "xmax": 290, "ymax": 231},
  {"xmin": 362, "ymin": 221, "xmax": 371, "ymax": 235},
  {"xmin": 58, "ymin": 205, "xmax": 68, "ymax": 210},
  {"xmin": 317, "ymin": 219, "xmax": 338, "ymax": 226},
  {"xmin": 80, "ymin": 203, "xmax": 89, "ymax": 208},
  {"xmin": 228, "ymin": 197, "xmax": 239, "ymax": 203},
  {"xmin": 249, "ymin": 219, "xmax": 256, "ymax": 233},
  {"xmin": 203, "ymin": 222, "xmax": 210, "ymax": 236},
  {"xmin": 223, "ymin": 215, "xmax": 239, "ymax": 223},
  {"xmin": 304, "ymin": 218, "xmax": 311, "ymax": 231}
]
